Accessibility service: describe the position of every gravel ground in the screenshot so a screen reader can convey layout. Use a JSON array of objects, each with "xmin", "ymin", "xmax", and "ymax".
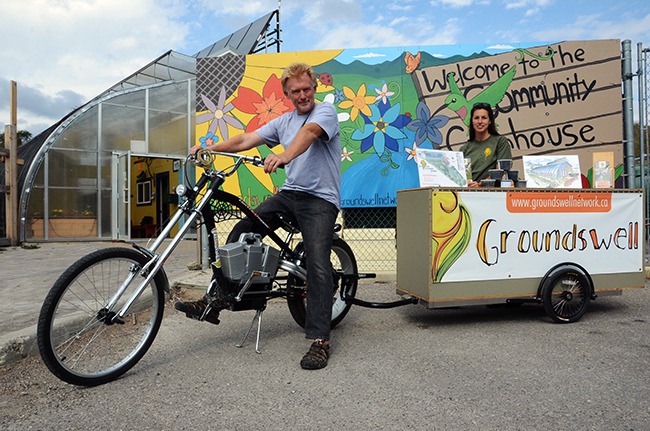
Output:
[{"xmin": 1, "ymin": 282, "xmax": 649, "ymax": 431}]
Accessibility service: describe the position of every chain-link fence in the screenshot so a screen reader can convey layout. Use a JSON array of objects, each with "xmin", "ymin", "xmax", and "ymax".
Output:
[
  {"xmin": 339, "ymin": 207, "xmax": 396, "ymax": 272},
  {"xmin": 207, "ymin": 206, "xmax": 397, "ymax": 273}
]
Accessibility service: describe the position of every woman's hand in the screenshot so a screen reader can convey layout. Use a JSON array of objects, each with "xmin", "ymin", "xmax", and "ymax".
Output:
[{"xmin": 467, "ymin": 180, "xmax": 481, "ymax": 188}]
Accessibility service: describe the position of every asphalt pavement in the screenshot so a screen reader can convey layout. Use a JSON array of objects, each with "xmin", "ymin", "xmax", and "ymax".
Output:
[
  {"xmin": 0, "ymin": 240, "xmax": 648, "ymax": 366},
  {"xmin": 0, "ymin": 240, "xmax": 649, "ymax": 430},
  {"xmin": 0, "ymin": 239, "xmax": 215, "ymax": 364}
]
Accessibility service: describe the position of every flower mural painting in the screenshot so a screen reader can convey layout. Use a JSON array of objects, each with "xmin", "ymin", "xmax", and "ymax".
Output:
[
  {"xmin": 196, "ymin": 87, "xmax": 244, "ymax": 140},
  {"xmin": 332, "ymin": 88, "xmax": 345, "ymax": 104},
  {"xmin": 405, "ymin": 142, "xmax": 418, "ymax": 163},
  {"xmin": 323, "ymin": 93, "xmax": 351, "ymax": 123},
  {"xmin": 374, "ymin": 82, "xmax": 395, "ymax": 105},
  {"xmin": 339, "ymin": 83, "xmax": 376, "ymax": 121},
  {"xmin": 232, "ymin": 74, "xmax": 294, "ymax": 132},
  {"xmin": 352, "ymin": 102, "xmax": 409, "ymax": 156},
  {"xmin": 341, "ymin": 147, "xmax": 354, "ymax": 162},
  {"xmin": 406, "ymin": 101, "xmax": 450, "ymax": 149},
  {"xmin": 199, "ymin": 131, "xmax": 219, "ymax": 148}
]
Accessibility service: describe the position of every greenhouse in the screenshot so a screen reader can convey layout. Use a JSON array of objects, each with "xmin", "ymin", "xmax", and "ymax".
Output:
[{"xmin": 14, "ymin": 11, "xmax": 280, "ymax": 242}]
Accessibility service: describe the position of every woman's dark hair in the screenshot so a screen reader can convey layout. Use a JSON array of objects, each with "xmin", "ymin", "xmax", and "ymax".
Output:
[{"xmin": 469, "ymin": 102, "xmax": 500, "ymax": 141}]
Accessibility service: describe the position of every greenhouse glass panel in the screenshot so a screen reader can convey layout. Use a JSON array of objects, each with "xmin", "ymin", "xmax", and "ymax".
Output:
[
  {"xmin": 48, "ymin": 149, "xmax": 99, "ymax": 188},
  {"xmin": 99, "ymin": 151, "xmax": 113, "ymax": 188},
  {"xmin": 150, "ymin": 81, "xmax": 188, "ymax": 113},
  {"xmin": 99, "ymin": 187, "xmax": 112, "ymax": 238},
  {"xmin": 55, "ymin": 105, "xmax": 99, "ymax": 150},
  {"xmin": 24, "ymin": 186, "xmax": 44, "ymax": 240},
  {"xmin": 102, "ymin": 94, "xmax": 146, "ymax": 152},
  {"xmin": 47, "ymin": 188, "xmax": 98, "ymax": 239},
  {"xmin": 149, "ymin": 82, "xmax": 189, "ymax": 155},
  {"xmin": 25, "ymin": 186, "xmax": 44, "ymax": 220}
]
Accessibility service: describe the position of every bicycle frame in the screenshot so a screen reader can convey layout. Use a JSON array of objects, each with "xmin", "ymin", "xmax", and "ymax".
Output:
[
  {"xmin": 111, "ymin": 150, "xmax": 413, "ymax": 324},
  {"xmin": 36, "ymin": 150, "xmax": 414, "ymax": 385},
  {"xmin": 110, "ymin": 151, "xmax": 300, "ymax": 322}
]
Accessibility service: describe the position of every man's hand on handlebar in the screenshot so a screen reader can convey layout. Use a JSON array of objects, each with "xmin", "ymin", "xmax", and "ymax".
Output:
[
  {"xmin": 263, "ymin": 153, "xmax": 287, "ymax": 173},
  {"xmin": 189, "ymin": 144, "xmax": 203, "ymax": 156}
]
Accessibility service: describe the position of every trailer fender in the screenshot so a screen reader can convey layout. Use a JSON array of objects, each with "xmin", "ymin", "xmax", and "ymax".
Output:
[{"xmin": 537, "ymin": 262, "xmax": 594, "ymax": 323}]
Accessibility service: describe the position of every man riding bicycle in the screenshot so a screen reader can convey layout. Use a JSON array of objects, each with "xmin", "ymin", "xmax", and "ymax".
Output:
[{"xmin": 175, "ymin": 62, "xmax": 341, "ymax": 370}]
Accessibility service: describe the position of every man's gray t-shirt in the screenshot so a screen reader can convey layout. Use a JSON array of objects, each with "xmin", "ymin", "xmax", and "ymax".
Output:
[{"xmin": 255, "ymin": 102, "xmax": 341, "ymax": 209}]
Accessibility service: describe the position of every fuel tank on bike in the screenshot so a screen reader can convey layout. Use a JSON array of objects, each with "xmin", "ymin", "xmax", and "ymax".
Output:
[
  {"xmin": 217, "ymin": 233, "xmax": 281, "ymax": 312},
  {"xmin": 218, "ymin": 233, "xmax": 281, "ymax": 284}
]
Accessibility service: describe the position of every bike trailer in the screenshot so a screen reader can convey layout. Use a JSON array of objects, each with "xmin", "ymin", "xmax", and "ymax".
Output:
[{"xmin": 396, "ymin": 187, "xmax": 646, "ymax": 322}]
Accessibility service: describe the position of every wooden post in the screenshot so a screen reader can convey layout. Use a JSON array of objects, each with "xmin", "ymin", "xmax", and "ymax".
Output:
[
  {"xmin": 10, "ymin": 80, "xmax": 17, "ymax": 126},
  {"xmin": 4, "ymin": 81, "xmax": 19, "ymax": 245}
]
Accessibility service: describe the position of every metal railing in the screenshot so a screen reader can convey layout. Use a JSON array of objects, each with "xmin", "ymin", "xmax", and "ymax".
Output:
[{"xmin": 638, "ymin": 42, "xmax": 650, "ymax": 262}]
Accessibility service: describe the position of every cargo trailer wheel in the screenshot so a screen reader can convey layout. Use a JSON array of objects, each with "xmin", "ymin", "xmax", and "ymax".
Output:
[{"xmin": 540, "ymin": 264, "xmax": 592, "ymax": 323}]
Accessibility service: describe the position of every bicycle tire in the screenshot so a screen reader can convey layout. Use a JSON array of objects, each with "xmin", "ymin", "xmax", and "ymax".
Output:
[
  {"xmin": 541, "ymin": 264, "xmax": 591, "ymax": 323},
  {"xmin": 287, "ymin": 237, "xmax": 358, "ymax": 329},
  {"xmin": 37, "ymin": 247, "xmax": 167, "ymax": 386}
]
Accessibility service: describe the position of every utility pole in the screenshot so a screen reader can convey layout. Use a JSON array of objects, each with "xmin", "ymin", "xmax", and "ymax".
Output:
[{"xmin": 3, "ymin": 80, "xmax": 20, "ymax": 245}]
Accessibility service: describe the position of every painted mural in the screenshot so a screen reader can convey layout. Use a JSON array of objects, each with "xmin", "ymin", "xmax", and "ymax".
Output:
[{"xmin": 195, "ymin": 39, "xmax": 623, "ymax": 208}]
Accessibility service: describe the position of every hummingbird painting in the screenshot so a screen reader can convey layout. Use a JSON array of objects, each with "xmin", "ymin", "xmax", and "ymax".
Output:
[{"xmin": 444, "ymin": 65, "xmax": 517, "ymax": 126}]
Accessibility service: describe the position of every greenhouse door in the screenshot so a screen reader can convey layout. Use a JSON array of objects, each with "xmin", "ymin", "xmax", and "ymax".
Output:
[{"xmin": 111, "ymin": 152, "xmax": 131, "ymax": 240}]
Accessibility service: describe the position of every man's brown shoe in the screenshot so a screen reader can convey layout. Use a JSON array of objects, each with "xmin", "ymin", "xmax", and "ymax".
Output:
[
  {"xmin": 300, "ymin": 340, "xmax": 330, "ymax": 370},
  {"xmin": 174, "ymin": 297, "xmax": 221, "ymax": 325}
]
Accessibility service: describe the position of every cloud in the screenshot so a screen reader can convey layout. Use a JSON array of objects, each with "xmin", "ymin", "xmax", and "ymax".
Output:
[
  {"xmin": 504, "ymin": 0, "xmax": 554, "ymax": 9},
  {"xmin": 0, "ymin": 0, "xmax": 191, "ymax": 98},
  {"xmin": 389, "ymin": 16, "xmax": 409, "ymax": 27},
  {"xmin": 298, "ymin": 0, "xmax": 363, "ymax": 30},
  {"xmin": 531, "ymin": 13, "xmax": 650, "ymax": 42},
  {"xmin": 487, "ymin": 44, "xmax": 516, "ymax": 50},
  {"xmin": 314, "ymin": 23, "xmax": 412, "ymax": 49},
  {"xmin": 0, "ymin": 0, "xmax": 196, "ymax": 134},
  {"xmin": 431, "ymin": 0, "xmax": 476, "ymax": 6},
  {"xmin": 0, "ymin": 77, "xmax": 85, "ymax": 134},
  {"xmin": 387, "ymin": 3, "xmax": 415, "ymax": 12},
  {"xmin": 198, "ymin": 0, "xmax": 272, "ymax": 15},
  {"xmin": 353, "ymin": 52, "xmax": 388, "ymax": 59}
]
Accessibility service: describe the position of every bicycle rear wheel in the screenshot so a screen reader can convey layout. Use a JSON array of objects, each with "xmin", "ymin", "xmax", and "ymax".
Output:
[
  {"xmin": 287, "ymin": 237, "xmax": 358, "ymax": 329},
  {"xmin": 37, "ymin": 247, "xmax": 167, "ymax": 386}
]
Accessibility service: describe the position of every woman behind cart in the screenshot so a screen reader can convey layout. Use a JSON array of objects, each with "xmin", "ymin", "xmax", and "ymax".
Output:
[{"xmin": 461, "ymin": 102, "xmax": 513, "ymax": 187}]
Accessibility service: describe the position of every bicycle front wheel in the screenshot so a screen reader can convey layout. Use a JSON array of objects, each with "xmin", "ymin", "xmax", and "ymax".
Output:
[{"xmin": 37, "ymin": 247, "xmax": 167, "ymax": 386}]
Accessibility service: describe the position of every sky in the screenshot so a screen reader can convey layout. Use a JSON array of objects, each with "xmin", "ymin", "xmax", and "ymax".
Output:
[{"xmin": 1, "ymin": 0, "xmax": 649, "ymax": 137}]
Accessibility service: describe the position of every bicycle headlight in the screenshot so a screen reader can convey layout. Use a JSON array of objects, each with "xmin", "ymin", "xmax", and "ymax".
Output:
[{"xmin": 175, "ymin": 184, "xmax": 187, "ymax": 197}]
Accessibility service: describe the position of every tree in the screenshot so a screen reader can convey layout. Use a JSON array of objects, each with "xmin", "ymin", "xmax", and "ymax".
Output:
[{"xmin": 0, "ymin": 130, "xmax": 32, "ymax": 148}]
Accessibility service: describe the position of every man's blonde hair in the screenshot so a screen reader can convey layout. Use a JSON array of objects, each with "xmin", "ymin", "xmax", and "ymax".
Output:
[{"xmin": 281, "ymin": 62, "xmax": 318, "ymax": 94}]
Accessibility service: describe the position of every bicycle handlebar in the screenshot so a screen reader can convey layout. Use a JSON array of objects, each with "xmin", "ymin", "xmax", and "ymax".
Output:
[{"xmin": 192, "ymin": 149, "xmax": 265, "ymax": 169}]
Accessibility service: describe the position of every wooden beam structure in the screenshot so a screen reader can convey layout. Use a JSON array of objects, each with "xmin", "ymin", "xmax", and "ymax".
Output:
[{"xmin": 4, "ymin": 81, "xmax": 19, "ymax": 245}]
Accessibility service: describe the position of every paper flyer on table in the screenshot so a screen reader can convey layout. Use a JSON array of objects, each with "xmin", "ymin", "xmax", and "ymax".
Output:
[
  {"xmin": 415, "ymin": 149, "xmax": 468, "ymax": 187},
  {"xmin": 522, "ymin": 155, "xmax": 582, "ymax": 188}
]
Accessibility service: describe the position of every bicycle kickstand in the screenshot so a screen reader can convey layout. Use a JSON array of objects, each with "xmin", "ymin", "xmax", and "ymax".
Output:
[{"xmin": 235, "ymin": 309, "xmax": 264, "ymax": 354}]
